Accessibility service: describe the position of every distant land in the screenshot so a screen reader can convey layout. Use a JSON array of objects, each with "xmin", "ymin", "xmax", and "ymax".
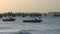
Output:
[{"xmin": 0, "ymin": 12, "xmax": 60, "ymax": 18}]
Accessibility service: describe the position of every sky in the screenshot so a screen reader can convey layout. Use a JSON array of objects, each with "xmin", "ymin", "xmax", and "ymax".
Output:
[{"xmin": 0, "ymin": 0, "xmax": 60, "ymax": 13}]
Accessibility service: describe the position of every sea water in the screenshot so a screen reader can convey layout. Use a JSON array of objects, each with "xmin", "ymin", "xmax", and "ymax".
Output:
[{"xmin": 0, "ymin": 16, "xmax": 60, "ymax": 34}]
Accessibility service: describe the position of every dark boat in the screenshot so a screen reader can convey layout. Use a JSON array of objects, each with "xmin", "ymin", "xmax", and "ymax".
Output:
[
  {"xmin": 54, "ymin": 14, "xmax": 60, "ymax": 17},
  {"xmin": 23, "ymin": 18, "xmax": 42, "ymax": 23},
  {"xmin": 3, "ymin": 17, "xmax": 16, "ymax": 21}
]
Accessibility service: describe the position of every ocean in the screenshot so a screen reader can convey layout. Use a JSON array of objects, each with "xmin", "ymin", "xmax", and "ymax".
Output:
[{"xmin": 0, "ymin": 16, "xmax": 60, "ymax": 34}]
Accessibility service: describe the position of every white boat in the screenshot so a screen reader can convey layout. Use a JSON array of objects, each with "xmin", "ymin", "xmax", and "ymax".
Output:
[{"xmin": 2, "ymin": 16, "xmax": 16, "ymax": 21}]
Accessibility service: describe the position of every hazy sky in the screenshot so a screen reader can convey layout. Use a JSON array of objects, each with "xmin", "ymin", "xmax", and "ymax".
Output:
[{"xmin": 0, "ymin": 0, "xmax": 60, "ymax": 13}]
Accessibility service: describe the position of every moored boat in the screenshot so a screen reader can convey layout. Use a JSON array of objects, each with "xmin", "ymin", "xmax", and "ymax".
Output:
[
  {"xmin": 23, "ymin": 18, "xmax": 42, "ymax": 23},
  {"xmin": 2, "ymin": 17, "xmax": 16, "ymax": 21}
]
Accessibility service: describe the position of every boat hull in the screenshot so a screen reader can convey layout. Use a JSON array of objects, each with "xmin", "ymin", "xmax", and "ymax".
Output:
[
  {"xmin": 23, "ymin": 20, "xmax": 42, "ymax": 23},
  {"xmin": 3, "ymin": 18, "xmax": 16, "ymax": 21}
]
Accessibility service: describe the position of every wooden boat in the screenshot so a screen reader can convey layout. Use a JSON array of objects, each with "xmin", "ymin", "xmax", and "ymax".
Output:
[
  {"xmin": 3, "ymin": 17, "xmax": 16, "ymax": 21},
  {"xmin": 23, "ymin": 18, "xmax": 42, "ymax": 23}
]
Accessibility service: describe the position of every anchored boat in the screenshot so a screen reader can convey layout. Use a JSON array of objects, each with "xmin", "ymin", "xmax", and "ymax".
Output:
[
  {"xmin": 23, "ymin": 18, "xmax": 42, "ymax": 23},
  {"xmin": 2, "ymin": 17, "xmax": 16, "ymax": 21}
]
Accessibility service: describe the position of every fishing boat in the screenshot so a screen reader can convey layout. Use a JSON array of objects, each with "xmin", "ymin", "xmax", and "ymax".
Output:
[
  {"xmin": 2, "ymin": 17, "xmax": 16, "ymax": 21},
  {"xmin": 23, "ymin": 18, "xmax": 42, "ymax": 23}
]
